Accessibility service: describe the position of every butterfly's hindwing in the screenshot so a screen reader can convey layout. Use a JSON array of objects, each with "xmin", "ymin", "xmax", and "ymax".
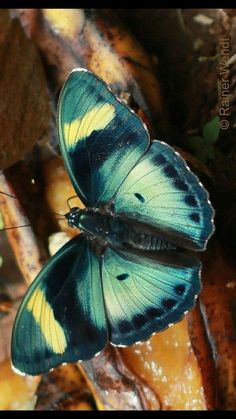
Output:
[
  {"xmin": 114, "ymin": 140, "xmax": 214, "ymax": 250},
  {"xmin": 58, "ymin": 69, "xmax": 150, "ymax": 207},
  {"xmin": 11, "ymin": 235, "xmax": 107, "ymax": 375},
  {"xmin": 102, "ymin": 247, "xmax": 201, "ymax": 346}
]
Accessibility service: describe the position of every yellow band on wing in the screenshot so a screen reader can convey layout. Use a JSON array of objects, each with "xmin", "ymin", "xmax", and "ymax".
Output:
[
  {"xmin": 63, "ymin": 103, "xmax": 115, "ymax": 148},
  {"xmin": 27, "ymin": 289, "xmax": 67, "ymax": 355}
]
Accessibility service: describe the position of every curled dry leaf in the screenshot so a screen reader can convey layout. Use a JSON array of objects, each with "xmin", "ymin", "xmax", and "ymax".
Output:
[
  {"xmin": 120, "ymin": 318, "xmax": 208, "ymax": 410},
  {"xmin": 0, "ymin": 170, "xmax": 46, "ymax": 286},
  {"xmin": 82, "ymin": 347, "xmax": 160, "ymax": 410},
  {"xmin": 0, "ymin": 10, "xmax": 50, "ymax": 171},
  {"xmin": 200, "ymin": 242, "xmax": 236, "ymax": 409},
  {"xmin": 14, "ymin": 8, "xmax": 167, "ymax": 136},
  {"xmin": 0, "ymin": 166, "xmax": 47, "ymax": 410},
  {"xmin": 187, "ymin": 303, "xmax": 216, "ymax": 410},
  {"xmin": 36, "ymin": 364, "xmax": 94, "ymax": 410}
]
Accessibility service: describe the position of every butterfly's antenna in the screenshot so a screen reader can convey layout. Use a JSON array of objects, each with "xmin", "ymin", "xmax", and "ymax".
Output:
[
  {"xmin": 0, "ymin": 190, "xmax": 67, "ymax": 219},
  {"xmin": 0, "ymin": 216, "xmax": 66, "ymax": 231},
  {"xmin": 66, "ymin": 195, "xmax": 78, "ymax": 210},
  {"xmin": 0, "ymin": 224, "xmax": 32, "ymax": 231},
  {"xmin": 0, "ymin": 191, "xmax": 19, "ymax": 200},
  {"xmin": 0, "ymin": 190, "xmax": 74, "ymax": 216}
]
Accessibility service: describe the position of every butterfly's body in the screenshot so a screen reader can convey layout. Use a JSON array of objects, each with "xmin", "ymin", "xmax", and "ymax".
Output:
[
  {"xmin": 11, "ymin": 68, "xmax": 215, "ymax": 376},
  {"xmin": 67, "ymin": 206, "xmax": 175, "ymax": 252}
]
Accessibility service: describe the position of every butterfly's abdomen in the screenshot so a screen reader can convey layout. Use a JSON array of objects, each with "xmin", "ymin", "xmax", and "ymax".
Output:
[
  {"xmin": 76, "ymin": 209, "xmax": 175, "ymax": 252},
  {"xmin": 108, "ymin": 216, "xmax": 175, "ymax": 251},
  {"xmin": 121, "ymin": 227, "xmax": 176, "ymax": 251}
]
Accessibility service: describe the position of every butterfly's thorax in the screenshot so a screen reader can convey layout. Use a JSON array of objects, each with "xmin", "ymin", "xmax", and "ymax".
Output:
[{"xmin": 70, "ymin": 208, "xmax": 174, "ymax": 251}]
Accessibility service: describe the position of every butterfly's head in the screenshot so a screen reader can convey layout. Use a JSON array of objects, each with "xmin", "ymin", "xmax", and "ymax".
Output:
[{"xmin": 65, "ymin": 207, "xmax": 82, "ymax": 228}]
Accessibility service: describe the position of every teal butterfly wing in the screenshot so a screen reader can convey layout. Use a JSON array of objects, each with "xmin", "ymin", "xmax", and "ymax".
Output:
[
  {"xmin": 58, "ymin": 69, "xmax": 149, "ymax": 207},
  {"xmin": 11, "ymin": 235, "xmax": 107, "ymax": 375},
  {"xmin": 113, "ymin": 140, "xmax": 215, "ymax": 251},
  {"xmin": 102, "ymin": 247, "xmax": 201, "ymax": 346}
]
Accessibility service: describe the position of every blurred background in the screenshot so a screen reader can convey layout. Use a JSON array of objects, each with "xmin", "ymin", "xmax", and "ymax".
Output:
[{"xmin": 0, "ymin": 8, "xmax": 235, "ymax": 410}]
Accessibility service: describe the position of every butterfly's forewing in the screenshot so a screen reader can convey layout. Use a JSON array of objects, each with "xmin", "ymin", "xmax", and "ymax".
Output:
[
  {"xmin": 58, "ymin": 69, "xmax": 150, "ymax": 207},
  {"xmin": 102, "ymin": 247, "xmax": 201, "ymax": 346},
  {"xmin": 11, "ymin": 235, "xmax": 107, "ymax": 375},
  {"xmin": 113, "ymin": 140, "xmax": 214, "ymax": 251}
]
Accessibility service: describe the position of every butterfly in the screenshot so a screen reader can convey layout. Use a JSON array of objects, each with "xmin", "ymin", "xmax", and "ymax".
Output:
[{"xmin": 11, "ymin": 68, "xmax": 215, "ymax": 376}]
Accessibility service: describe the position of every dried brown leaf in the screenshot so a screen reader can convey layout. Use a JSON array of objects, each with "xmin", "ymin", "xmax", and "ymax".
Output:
[
  {"xmin": 0, "ymin": 10, "xmax": 50, "ymax": 170},
  {"xmin": 200, "ymin": 241, "xmax": 236, "ymax": 409},
  {"xmin": 188, "ymin": 303, "xmax": 217, "ymax": 410},
  {"xmin": 36, "ymin": 364, "xmax": 94, "ymax": 410},
  {"xmin": 0, "ymin": 170, "xmax": 46, "ymax": 286},
  {"xmin": 81, "ymin": 347, "xmax": 160, "ymax": 410},
  {"xmin": 120, "ymin": 318, "xmax": 208, "ymax": 410}
]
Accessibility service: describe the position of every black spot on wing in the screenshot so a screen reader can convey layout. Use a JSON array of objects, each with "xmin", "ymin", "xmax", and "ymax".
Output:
[
  {"xmin": 164, "ymin": 165, "xmax": 178, "ymax": 178},
  {"xmin": 146, "ymin": 307, "xmax": 164, "ymax": 318},
  {"xmin": 118, "ymin": 320, "xmax": 131, "ymax": 333},
  {"xmin": 174, "ymin": 284, "xmax": 186, "ymax": 295},
  {"xmin": 185, "ymin": 195, "xmax": 198, "ymax": 207},
  {"xmin": 154, "ymin": 153, "xmax": 167, "ymax": 165},
  {"xmin": 134, "ymin": 193, "xmax": 145, "ymax": 203},
  {"xmin": 116, "ymin": 273, "xmax": 129, "ymax": 281},
  {"xmin": 132, "ymin": 315, "xmax": 147, "ymax": 328},
  {"xmin": 190, "ymin": 212, "xmax": 200, "ymax": 223},
  {"xmin": 162, "ymin": 298, "xmax": 177, "ymax": 309},
  {"xmin": 174, "ymin": 179, "xmax": 189, "ymax": 191}
]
